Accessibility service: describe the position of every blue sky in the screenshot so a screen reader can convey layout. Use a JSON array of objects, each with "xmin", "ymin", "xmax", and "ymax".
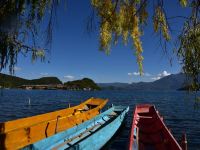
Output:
[{"xmin": 2, "ymin": 1, "xmax": 189, "ymax": 83}]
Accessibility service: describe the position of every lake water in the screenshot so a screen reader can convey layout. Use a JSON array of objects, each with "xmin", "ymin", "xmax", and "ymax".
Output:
[{"xmin": 0, "ymin": 89, "xmax": 200, "ymax": 150}]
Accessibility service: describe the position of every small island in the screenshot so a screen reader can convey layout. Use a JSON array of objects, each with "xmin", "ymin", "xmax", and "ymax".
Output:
[
  {"xmin": 0, "ymin": 73, "xmax": 100, "ymax": 91},
  {"xmin": 64, "ymin": 78, "xmax": 100, "ymax": 91}
]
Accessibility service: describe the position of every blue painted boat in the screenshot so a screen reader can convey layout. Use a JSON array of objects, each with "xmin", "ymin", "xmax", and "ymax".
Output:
[{"xmin": 22, "ymin": 105, "xmax": 129, "ymax": 150}]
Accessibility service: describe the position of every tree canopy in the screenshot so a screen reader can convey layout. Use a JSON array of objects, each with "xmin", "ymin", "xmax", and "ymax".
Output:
[{"xmin": 0, "ymin": 0, "xmax": 199, "ymax": 91}]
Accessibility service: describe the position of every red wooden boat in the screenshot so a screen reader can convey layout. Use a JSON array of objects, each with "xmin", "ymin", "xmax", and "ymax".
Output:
[{"xmin": 129, "ymin": 104, "xmax": 187, "ymax": 150}]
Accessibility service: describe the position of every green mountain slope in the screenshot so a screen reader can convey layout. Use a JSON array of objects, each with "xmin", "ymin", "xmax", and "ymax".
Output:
[{"xmin": 0, "ymin": 73, "xmax": 62, "ymax": 88}]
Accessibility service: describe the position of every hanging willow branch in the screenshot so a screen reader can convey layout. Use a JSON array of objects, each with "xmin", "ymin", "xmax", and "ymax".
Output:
[
  {"xmin": 0, "ymin": 0, "xmax": 59, "ymax": 74},
  {"xmin": 91, "ymin": 0, "xmax": 171, "ymax": 75},
  {"xmin": 177, "ymin": 0, "xmax": 200, "ymax": 91}
]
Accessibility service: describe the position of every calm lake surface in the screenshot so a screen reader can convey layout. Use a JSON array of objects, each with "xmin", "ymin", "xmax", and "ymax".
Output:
[{"xmin": 0, "ymin": 89, "xmax": 200, "ymax": 150}]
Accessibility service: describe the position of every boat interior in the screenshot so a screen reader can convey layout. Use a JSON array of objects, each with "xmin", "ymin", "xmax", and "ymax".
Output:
[{"xmin": 135, "ymin": 105, "xmax": 181, "ymax": 150}]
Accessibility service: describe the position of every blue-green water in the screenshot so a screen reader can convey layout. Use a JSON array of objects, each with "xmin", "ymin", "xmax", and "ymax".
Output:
[{"xmin": 0, "ymin": 89, "xmax": 200, "ymax": 150}]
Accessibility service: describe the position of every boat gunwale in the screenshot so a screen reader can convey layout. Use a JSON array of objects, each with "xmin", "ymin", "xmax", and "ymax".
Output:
[
  {"xmin": 129, "ymin": 104, "xmax": 139, "ymax": 150},
  {"xmin": 153, "ymin": 105, "xmax": 182, "ymax": 150}
]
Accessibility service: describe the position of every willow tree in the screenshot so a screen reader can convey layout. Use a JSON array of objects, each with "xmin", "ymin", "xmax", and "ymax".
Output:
[
  {"xmin": 0, "ymin": 0, "xmax": 199, "ymax": 90},
  {"xmin": 177, "ymin": 0, "xmax": 200, "ymax": 91}
]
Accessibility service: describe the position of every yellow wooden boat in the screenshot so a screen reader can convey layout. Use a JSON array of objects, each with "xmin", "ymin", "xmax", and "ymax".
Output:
[{"xmin": 0, "ymin": 97, "xmax": 108, "ymax": 150}]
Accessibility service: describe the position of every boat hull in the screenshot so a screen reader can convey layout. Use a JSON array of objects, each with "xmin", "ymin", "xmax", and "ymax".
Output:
[
  {"xmin": 0, "ymin": 98, "xmax": 108, "ymax": 150},
  {"xmin": 23, "ymin": 106, "xmax": 129, "ymax": 150},
  {"xmin": 129, "ymin": 104, "xmax": 182, "ymax": 150}
]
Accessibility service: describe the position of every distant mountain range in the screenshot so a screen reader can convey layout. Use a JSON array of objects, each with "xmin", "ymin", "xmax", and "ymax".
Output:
[
  {"xmin": 0, "ymin": 72, "xmax": 199, "ymax": 91},
  {"xmin": 98, "ymin": 73, "xmax": 200, "ymax": 91}
]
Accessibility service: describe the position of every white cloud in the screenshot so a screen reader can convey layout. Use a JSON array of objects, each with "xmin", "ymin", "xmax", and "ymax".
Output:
[
  {"xmin": 151, "ymin": 71, "xmax": 171, "ymax": 80},
  {"xmin": 14, "ymin": 66, "xmax": 21, "ymax": 71},
  {"xmin": 161, "ymin": 70, "xmax": 171, "ymax": 77},
  {"xmin": 64, "ymin": 75, "xmax": 75, "ymax": 80},
  {"xmin": 128, "ymin": 72, "xmax": 151, "ymax": 76}
]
